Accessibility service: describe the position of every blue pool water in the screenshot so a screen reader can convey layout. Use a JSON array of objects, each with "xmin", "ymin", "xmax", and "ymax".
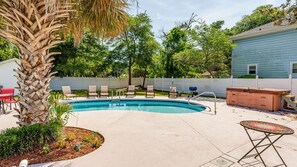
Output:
[{"xmin": 70, "ymin": 99, "xmax": 205, "ymax": 114}]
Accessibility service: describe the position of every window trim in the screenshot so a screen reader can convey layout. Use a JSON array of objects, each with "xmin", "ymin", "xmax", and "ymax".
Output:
[
  {"xmin": 290, "ymin": 61, "xmax": 297, "ymax": 74},
  {"xmin": 247, "ymin": 64, "xmax": 258, "ymax": 75}
]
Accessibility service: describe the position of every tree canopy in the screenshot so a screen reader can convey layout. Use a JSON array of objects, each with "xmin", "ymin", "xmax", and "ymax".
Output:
[
  {"xmin": 231, "ymin": 5, "xmax": 283, "ymax": 35},
  {"xmin": 112, "ymin": 12, "xmax": 160, "ymax": 84},
  {"xmin": 0, "ymin": 3, "xmax": 286, "ymax": 80}
]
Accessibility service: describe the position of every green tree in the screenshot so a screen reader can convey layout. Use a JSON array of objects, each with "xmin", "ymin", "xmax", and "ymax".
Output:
[
  {"xmin": 274, "ymin": 0, "xmax": 297, "ymax": 25},
  {"xmin": 162, "ymin": 27, "xmax": 191, "ymax": 77},
  {"xmin": 192, "ymin": 21, "xmax": 234, "ymax": 77},
  {"xmin": 112, "ymin": 13, "xmax": 159, "ymax": 85},
  {"xmin": 0, "ymin": 38, "xmax": 18, "ymax": 61},
  {"xmin": 52, "ymin": 32, "xmax": 111, "ymax": 77},
  {"xmin": 175, "ymin": 21, "xmax": 234, "ymax": 78},
  {"xmin": 134, "ymin": 37, "xmax": 160, "ymax": 86},
  {"xmin": 231, "ymin": 5, "xmax": 283, "ymax": 35}
]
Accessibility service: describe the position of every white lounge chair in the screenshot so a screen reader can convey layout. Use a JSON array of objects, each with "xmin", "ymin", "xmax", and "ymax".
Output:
[
  {"xmin": 146, "ymin": 85, "xmax": 155, "ymax": 98},
  {"xmin": 62, "ymin": 86, "xmax": 77, "ymax": 99},
  {"xmin": 126, "ymin": 85, "xmax": 136, "ymax": 98},
  {"xmin": 100, "ymin": 86, "xmax": 109, "ymax": 98},
  {"xmin": 88, "ymin": 85, "xmax": 98, "ymax": 98}
]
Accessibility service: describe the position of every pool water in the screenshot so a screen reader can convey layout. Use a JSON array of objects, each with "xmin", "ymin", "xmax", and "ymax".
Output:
[{"xmin": 70, "ymin": 100, "xmax": 205, "ymax": 114}]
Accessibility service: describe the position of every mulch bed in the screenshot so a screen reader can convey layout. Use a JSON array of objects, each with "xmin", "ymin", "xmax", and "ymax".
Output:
[{"xmin": 0, "ymin": 127, "xmax": 104, "ymax": 167}]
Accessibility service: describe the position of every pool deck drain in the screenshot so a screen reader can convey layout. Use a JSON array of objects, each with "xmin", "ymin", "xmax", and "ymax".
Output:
[{"xmin": 211, "ymin": 157, "xmax": 234, "ymax": 167}]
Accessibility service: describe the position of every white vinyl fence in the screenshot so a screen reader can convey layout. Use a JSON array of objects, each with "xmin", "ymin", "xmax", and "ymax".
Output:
[
  {"xmin": 145, "ymin": 77, "xmax": 296, "ymax": 98},
  {"xmin": 50, "ymin": 77, "xmax": 143, "ymax": 90},
  {"xmin": 50, "ymin": 76, "xmax": 297, "ymax": 98}
]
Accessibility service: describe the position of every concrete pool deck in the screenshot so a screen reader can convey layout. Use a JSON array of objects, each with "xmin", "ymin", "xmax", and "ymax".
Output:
[{"xmin": 1, "ymin": 97, "xmax": 297, "ymax": 167}]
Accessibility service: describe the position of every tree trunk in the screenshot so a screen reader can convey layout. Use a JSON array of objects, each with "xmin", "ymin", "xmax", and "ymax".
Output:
[
  {"xmin": 142, "ymin": 67, "xmax": 147, "ymax": 87},
  {"xmin": 128, "ymin": 64, "xmax": 132, "ymax": 85},
  {"xmin": 0, "ymin": 0, "xmax": 70, "ymax": 126}
]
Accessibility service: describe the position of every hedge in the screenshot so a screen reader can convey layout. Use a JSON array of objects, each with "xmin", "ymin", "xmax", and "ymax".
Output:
[{"xmin": 0, "ymin": 121, "xmax": 62, "ymax": 159}]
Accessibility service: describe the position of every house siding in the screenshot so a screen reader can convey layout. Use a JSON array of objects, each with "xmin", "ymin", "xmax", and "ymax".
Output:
[{"xmin": 232, "ymin": 29, "xmax": 297, "ymax": 78}]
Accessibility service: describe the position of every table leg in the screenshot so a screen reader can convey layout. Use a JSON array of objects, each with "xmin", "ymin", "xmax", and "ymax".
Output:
[
  {"xmin": 239, "ymin": 128, "xmax": 287, "ymax": 167},
  {"xmin": 265, "ymin": 134, "xmax": 287, "ymax": 167},
  {"xmin": 255, "ymin": 133, "xmax": 283, "ymax": 158},
  {"xmin": 238, "ymin": 128, "xmax": 268, "ymax": 166}
]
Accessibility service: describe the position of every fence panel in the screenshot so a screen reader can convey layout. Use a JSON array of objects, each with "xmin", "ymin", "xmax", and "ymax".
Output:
[
  {"xmin": 292, "ymin": 79, "xmax": 297, "ymax": 96},
  {"xmin": 50, "ymin": 77, "xmax": 143, "ymax": 90},
  {"xmin": 50, "ymin": 77, "xmax": 297, "ymax": 98}
]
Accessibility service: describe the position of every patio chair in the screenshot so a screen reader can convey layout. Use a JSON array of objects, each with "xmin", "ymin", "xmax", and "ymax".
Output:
[
  {"xmin": 0, "ymin": 88, "xmax": 18, "ymax": 110},
  {"xmin": 168, "ymin": 87, "xmax": 178, "ymax": 99},
  {"xmin": 88, "ymin": 85, "xmax": 98, "ymax": 98},
  {"xmin": 62, "ymin": 86, "xmax": 77, "ymax": 99},
  {"xmin": 146, "ymin": 85, "xmax": 155, "ymax": 98},
  {"xmin": 126, "ymin": 85, "xmax": 136, "ymax": 98},
  {"xmin": 100, "ymin": 86, "xmax": 109, "ymax": 98}
]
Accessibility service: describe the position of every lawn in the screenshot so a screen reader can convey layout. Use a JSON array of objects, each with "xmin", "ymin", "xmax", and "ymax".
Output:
[{"xmin": 51, "ymin": 87, "xmax": 192, "ymax": 98}]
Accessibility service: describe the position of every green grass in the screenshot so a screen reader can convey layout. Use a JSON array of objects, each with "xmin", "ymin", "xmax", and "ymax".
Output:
[{"xmin": 51, "ymin": 87, "xmax": 191, "ymax": 97}]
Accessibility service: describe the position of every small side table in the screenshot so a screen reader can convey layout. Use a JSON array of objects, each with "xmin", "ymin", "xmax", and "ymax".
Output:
[
  {"xmin": 116, "ymin": 90, "xmax": 125, "ymax": 98},
  {"xmin": 238, "ymin": 121, "xmax": 294, "ymax": 167}
]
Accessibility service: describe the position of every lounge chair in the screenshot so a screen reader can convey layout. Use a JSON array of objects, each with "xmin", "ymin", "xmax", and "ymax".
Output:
[
  {"xmin": 168, "ymin": 87, "xmax": 178, "ymax": 99},
  {"xmin": 126, "ymin": 85, "xmax": 136, "ymax": 98},
  {"xmin": 146, "ymin": 85, "xmax": 155, "ymax": 98},
  {"xmin": 88, "ymin": 85, "xmax": 98, "ymax": 98},
  {"xmin": 0, "ymin": 88, "xmax": 17, "ymax": 110},
  {"xmin": 62, "ymin": 86, "xmax": 77, "ymax": 99},
  {"xmin": 100, "ymin": 86, "xmax": 109, "ymax": 98}
]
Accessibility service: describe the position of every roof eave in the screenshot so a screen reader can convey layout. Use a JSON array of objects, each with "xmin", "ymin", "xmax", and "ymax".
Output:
[{"xmin": 230, "ymin": 25, "xmax": 297, "ymax": 41}]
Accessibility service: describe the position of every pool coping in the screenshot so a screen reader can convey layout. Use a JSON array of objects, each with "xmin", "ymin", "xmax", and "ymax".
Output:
[{"xmin": 62, "ymin": 98, "xmax": 213, "ymax": 114}]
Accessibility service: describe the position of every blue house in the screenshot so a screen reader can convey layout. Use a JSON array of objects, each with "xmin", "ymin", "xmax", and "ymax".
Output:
[{"xmin": 231, "ymin": 22, "xmax": 297, "ymax": 78}]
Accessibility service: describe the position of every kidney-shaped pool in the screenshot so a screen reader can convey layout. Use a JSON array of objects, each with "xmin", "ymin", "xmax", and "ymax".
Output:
[{"xmin": 69, "ymin": 99, "xmax": 206, "ymax": 114}]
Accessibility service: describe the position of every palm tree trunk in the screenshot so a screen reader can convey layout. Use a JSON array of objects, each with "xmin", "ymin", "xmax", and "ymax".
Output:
[{"xmin": 0, "ymin": 0, "xmax": 70, "ymax": 126}]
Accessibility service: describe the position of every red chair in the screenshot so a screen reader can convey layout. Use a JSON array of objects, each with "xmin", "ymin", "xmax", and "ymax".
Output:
[{"xmin": 0, "ymin": 88, "xmax": 17, "ymax": 110}]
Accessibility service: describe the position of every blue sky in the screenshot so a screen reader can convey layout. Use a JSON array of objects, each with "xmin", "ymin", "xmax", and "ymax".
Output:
[{"xmin": 128, "ymin": 0, "xmax": 284, "ymax": 38}]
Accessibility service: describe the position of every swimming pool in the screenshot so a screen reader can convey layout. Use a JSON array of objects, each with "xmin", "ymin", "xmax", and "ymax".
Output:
[{"xmin": 70, "ymin": 99, "xmax": 206, "ymax": 114}]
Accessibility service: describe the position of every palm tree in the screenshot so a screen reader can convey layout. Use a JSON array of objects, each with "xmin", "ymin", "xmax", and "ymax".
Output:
[{"xmin": 0, "ymin": 0, "xmax": 128, "ymax": 126}]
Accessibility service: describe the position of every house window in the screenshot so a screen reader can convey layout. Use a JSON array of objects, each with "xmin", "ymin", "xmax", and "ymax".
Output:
[
  {"xmin": 292, "ymin": 62, "xmax": 297, "ymax": 74},
  {"xmin": 248, "ymin": 64, "xmax": 257, "ymax": 75}
]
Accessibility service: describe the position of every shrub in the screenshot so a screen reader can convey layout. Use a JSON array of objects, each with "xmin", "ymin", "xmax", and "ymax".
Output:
[
  {"xmin": 65, "ymin": 133, "xmax": 75, "ymax": 142},
  {"xmin": 48, "ymin": 93, "xmax": 72, "ymax": 125},
  {"xmin": 91, "ymin": 139, "xmax": 102, "ymax": 148},
  {"xmin": 56, "ymin": 140, "xmax": 67, "ymax": 149},
  {"xmin": 82, "ymin": 134, "xmax": 95, "ymax": 143},
  {"xmin": 0, "ymin": 121, "xmax": 62, "ymax": 159},
  {"xmin": 43, "ymin": 144, "xmax": 50, "ymax": 154},
  {"xmin": 238, "ymin": 75, "xmax": 257, "ymax": 79}
]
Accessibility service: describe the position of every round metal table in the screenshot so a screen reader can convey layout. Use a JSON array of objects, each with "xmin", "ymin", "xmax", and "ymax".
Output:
[{"xmin": 238, "ymin": 121, "xmax": 294, "ymax": 167}]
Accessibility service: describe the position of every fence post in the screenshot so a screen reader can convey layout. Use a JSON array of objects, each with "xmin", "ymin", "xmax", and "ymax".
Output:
[
  {"xmin": 171, "ymin": 76, "xmax": 174, "ymax": 87},
  {"xmin": 289, "ymin": 74, "xmax": 292, "ymax": 93},
  {"xmin": 210, "ymin": 76, "xmax": 214, "ymax": 92},
  {"xmin": 256, "ymin": 75, "xmax": 259, "ymax": 89},
  {"xmin": 182, "ymin": 76, "xmax": 185, "ymax": 92},
  {"xmin": 231, "ymin": 75, "xmax": 233, "ymax": 87},
  {"xmin": 66, "ymin": 76, "xmax": 69, "ymax": 89},
  {"xmin": 162, "ymin": 76, "xmax": 164, "ymax": 92}
]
